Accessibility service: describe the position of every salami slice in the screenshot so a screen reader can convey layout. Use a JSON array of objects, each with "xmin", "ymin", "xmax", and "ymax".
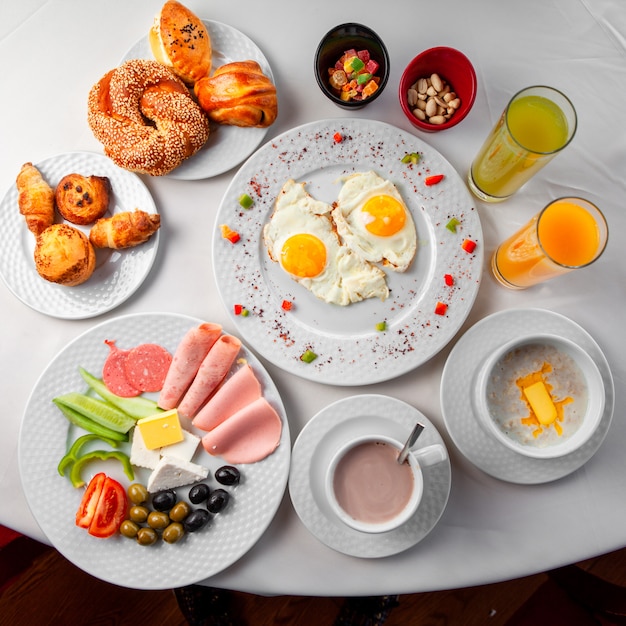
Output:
[
  {"xmin": 124, "ymin": 343, "xmax": 173, "ymax": 393},
  {"xmin": 102, "ymin": 340, "xmax": 141, "ymax": 398}
]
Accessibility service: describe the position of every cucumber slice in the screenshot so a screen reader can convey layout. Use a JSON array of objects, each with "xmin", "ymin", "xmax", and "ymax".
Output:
[
  {"xmin": 53, "ymin": 400, "xmax": 128, "ymax": 442},
  {"xmin": 79, "ymin": 367, "xmax": 162, "ymax": 420},
  {"xmin": 53, "ymin": 392, "xmax": 136, "ymax": 434}
]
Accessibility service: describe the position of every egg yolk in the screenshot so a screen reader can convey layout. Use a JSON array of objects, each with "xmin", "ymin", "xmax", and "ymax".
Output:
[
  {"xmin": 280, "ymin": 233, "xmax": 327, "ymax": 278},
  {"xmin": 361, "ymin": 195, "xmax": 406, "ymax": 237}
]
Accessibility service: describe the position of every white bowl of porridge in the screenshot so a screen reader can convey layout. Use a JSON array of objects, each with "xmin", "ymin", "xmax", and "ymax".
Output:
[{"xmin": 472, "ymin": 334, "xmax": 605, "ymax": 458}]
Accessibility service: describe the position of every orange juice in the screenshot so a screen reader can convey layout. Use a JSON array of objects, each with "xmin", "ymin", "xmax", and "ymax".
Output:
[{"xmin": 492, "ymin": 198, "xmax": 607, "ymax": 289}]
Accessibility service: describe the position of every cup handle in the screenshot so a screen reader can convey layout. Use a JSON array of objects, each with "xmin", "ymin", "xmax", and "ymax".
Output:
[{"xmin": 413, "ymin": 443, "xmax": 447, "ymax": 468}]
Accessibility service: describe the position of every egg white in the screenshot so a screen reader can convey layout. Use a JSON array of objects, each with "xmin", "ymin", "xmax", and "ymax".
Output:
[
  {"xmin": 263, "ymin": 180, "xmax": 389, "ymax": 306},
  {"xmin": 332, "ymin": 171, "xmax": 417, "ymax": 272}
]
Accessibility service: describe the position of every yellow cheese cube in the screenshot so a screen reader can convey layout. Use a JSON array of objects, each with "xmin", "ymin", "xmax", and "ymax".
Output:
[
  {"xmin": 523, "ymin": 381, "xmax": 557, "ymax": 426},
  {"xmin": 137, "ymin": 409, "xmax": 184, "ymax": 450}
]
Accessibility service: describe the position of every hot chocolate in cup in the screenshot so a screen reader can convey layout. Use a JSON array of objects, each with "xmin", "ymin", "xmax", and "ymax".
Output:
[{"xmin": 325, "ymin": 434, "xmax": 447, "ymax": 534}]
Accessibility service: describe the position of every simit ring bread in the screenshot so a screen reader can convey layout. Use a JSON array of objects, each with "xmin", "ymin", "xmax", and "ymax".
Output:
[
  {"xmin": 55, "ymin": 173, "xmax": 111, "ymax": 225},
  {"xmin": 194, "ymin": 60, "xmax": 277, "ymax": 128},
  {"xmin": 87, "ymin": 59, "xmax": 210, "ymax": 176}
]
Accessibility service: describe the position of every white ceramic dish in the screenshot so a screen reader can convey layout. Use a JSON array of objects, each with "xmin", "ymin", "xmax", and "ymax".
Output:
[
  {"xmin": 0, "ymin": 152, "xmax": 159, "ymax": 319},
  {"xmin": 441, "ymin": 308, "xmax": 614, "ymax": 484},
  {"xmin": 473, "ymin": 333, "xmax": 605, "ymax": 459},
  {"xmin": 122, "ymin": 19, "xmax": 274, "ymax": 180},
  {"xmin": 213, "ymin": 118, "xmax": 483, "ymax": 386},
  {"xmin": 18, "ymin": 312, "xmax": 291, "ymax": 590},
  {"xmin": 289, "ymin": 394, "xmax": 451, "ymax": 558}
]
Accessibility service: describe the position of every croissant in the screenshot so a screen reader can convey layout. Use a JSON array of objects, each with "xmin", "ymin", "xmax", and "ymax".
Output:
[
  {"xmin": 194, "ymin": 61, "xmax": 277, "ymax": 128},
  {"xmin": 89, "ymin": 210, "xmax": 161, "ymax": 249},
  {"xmin": 16, "ymin": 162, "xmax": 55, "ymax": 236}
]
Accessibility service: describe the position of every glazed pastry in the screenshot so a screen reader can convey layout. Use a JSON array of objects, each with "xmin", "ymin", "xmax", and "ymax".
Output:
[
  {"xmin": 16, "ymin": 162, "xmax": 55, "ymax": 236},
  {"xmin": 34, "ymin": 224, "xmax": 96, "ymax": 286},
  {"xmin": 55, "ymin": 173, "xmax": 111, "ymax": 225},
  {"xmin": 89, "ymin": 210, "xmax": 161, "ymax": 249},
  {"xmin": 149, "ymin": 0, "xmax": 212, "ymax": 84},
  {"xmin": 194, "ymin": 61, "xmax": 278, "ymax": 128}
]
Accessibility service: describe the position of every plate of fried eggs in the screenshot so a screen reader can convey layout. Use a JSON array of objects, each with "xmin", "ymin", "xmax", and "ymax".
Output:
[{"xmin": 212, "ymin": 118, "xmax": 483, "ymax": 385}]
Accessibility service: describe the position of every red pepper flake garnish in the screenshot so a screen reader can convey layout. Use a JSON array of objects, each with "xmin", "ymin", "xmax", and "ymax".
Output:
[
  {"xmin": 333, "ymin": 132, "xmax": 343, "ymax": 143},
  {"xmin": 462, "ymin": 238, "xmax": 477, "ymax": 253},
  {"xmin": 220, "ymin": 224, "xmax": 240, "ymax": 244},
  {"xmin": 425, "ymin": 174, "xmax": 445, "ymax": 186},
  {"xmin": 444, "ymin": 273, "xmax": 454, "ymax": 286},
  {"xmin": 281, "ymin": 299, "xmax": 293, "ymax": 311},
  {"xmin": 435, "ymin": 301, "xmax": 448, "ymax": 316}
]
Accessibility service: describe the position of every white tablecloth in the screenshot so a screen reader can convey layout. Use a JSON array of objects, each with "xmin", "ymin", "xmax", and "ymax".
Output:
[{"xmin": 1, "ymin": 0, "xmax": 625, "ymax": 596}]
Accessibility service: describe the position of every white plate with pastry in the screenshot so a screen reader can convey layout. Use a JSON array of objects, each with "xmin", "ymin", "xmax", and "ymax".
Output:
[
  {"xmin": 0, "ymin": 152, "xmax": 160, "ymax": 319},
  {"xmin": 212, "ymin": 118, "xmax": 483, "ymax": 386},
  {"xmin": 122, "ymin": 19, "xmax": 275, "ymax": 180}
]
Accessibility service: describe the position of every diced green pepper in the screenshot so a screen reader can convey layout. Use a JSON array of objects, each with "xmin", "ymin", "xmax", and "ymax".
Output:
[
  {"xmin": 446, "ymin": 217, "xmax": 461, "ymax": 233},
  {"xmin": 69, "ymin": 450, "xmax": 134, "ymax": 488},
  {"xmin": 300, "ymin": 349, "xmax": 318, "ymax": 364},
  {"xmin": 401, "ymin": 152, "xmax": 421, "ymax": 165},
  {"xmin": 375, "ymin": 321, "xmax": 387, "ymax": 332},
  {"xmin": 239, "ymin": 193, "xmax": 254, "ymax": 209}
]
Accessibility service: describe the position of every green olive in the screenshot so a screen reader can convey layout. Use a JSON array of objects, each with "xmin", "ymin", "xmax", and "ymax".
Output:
[
  {"xmin": 119, "ymin": 520, "xmax": 140, "ymax": 539},
  {"xmin": 136, "ymin": 527, "xmax": 158, "ymax": 546},
  {"xmin": 169, "ymin": 501, "xmax": 191, "ymax": 522},
  {"xmin": 162, "ymin": 522, "xmax": 185, "ymax": 544},
  {"xmin": 127, "ymin": 483, "xmax": 149, "ymax": 505},
  {"xmin": 147, "ymin": 510, "xmax": 170, "ymax": 530},
  {"xmin": 129, "ymin": 505, "xmax": 150, "ymax": 524}
]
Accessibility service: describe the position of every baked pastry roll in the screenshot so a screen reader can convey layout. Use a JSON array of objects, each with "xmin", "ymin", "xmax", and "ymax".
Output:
[
  {"xmin": 55, "ymin": 174, "xmax": 111, "ymax": 225},
  {"xmin": 149, "ymin": 0, "xmax": 212, "ymax": 84},
  {"xmin": 89, "ymin": 210, "xmax": 161, "ymax": 249},
  {"xmin": 194, "ymin": 61, "xmax": 278, "ymax": 128},
  {"xmin": 16, "ymin": 162, "xmax": 55, "ymax": 236},
  {"xmin": 34, "ymin": 224, "xmax": 96, "ymax": 286}
]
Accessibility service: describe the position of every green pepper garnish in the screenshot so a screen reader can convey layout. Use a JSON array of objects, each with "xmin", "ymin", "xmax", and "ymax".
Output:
[
  {"xmin": 300, "ymin": 349, "xmax": 318, "ymax": 364},
  {"xmin": 375, "ymin": 321, "xmax": 387, "ymax": 332},
  {"xmin": 239, "ymin": 193, "xmax": 254, "ymax": 209},
  {"xmin": 69, "ymin": 450, "xmax": 134, "ymax": 488},
  {"xmin": 401, "ymin": 152, "xmax": 421, "ymax": 165},
  {"xmin": 446, "ymin": 217, "xmax": 461, "ymax": 233},
  {"xmin": 57, "ymin": 434, "xmax": 120, "ymax": 477}
]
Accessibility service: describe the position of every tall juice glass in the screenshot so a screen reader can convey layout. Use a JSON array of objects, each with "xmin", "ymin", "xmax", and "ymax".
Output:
[
  {"xmin": 491, "ymin": 197, "xmax": 608, "ymax": 289},
  {"xmin": 468, "ymin": 86, "xmax": 577, "ymax": 202}
]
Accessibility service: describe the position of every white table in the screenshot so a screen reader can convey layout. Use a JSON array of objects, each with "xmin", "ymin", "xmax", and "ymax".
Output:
[{"xmin": 1, "ymin": 0, "xmax": 625, "ymax": 596}]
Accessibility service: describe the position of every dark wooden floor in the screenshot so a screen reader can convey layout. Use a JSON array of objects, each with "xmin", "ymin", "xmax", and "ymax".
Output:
[{"xmin": 1, "ymin": 533, "xmax": 626, "ymax": 625}]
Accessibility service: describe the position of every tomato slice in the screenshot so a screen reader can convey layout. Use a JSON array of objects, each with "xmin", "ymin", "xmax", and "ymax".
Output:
[
  {"xmin": 88, "ymin": 476, "xmax": 128, "ymax": 538},
  {"xmin": 75, "ymin": 472, "xmax": 106, "ymax": 529}
]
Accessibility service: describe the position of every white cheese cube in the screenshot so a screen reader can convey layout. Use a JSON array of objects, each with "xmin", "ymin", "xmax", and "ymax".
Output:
[
  {"xmin": 130, "ymin": 426, "xmax": 161, "ymax": 470},
  {"xmin": 147, "ymin": 455, "xmax": 209, "ymax": 493},
  {"xmin": 160, "ymin": 429, "xmax": 200, "ymax": 463}
]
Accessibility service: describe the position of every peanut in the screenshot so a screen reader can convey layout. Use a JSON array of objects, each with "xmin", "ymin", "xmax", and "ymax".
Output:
[{"xmin": 407, "ymin": 73, "xmax": 462, "ymax": 126}]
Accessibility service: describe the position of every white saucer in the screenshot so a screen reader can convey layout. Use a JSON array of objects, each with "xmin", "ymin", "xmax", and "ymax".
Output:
[
  {"xmin": 289, "ymin": 394, "xmax": 451, "ymax": 558},
  {"xmin": 441, "ymin": 308, "xmax": 615, "ymax": 484}
]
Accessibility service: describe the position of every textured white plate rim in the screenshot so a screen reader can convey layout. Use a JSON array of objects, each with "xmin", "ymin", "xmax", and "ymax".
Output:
[
  {"xmin": 212, "ymin": 117, "xmax": 483, "ymax": 386},
  {"xmin": 288, "ymin": 393, "xmax": 451, "ymax": 558},
  {"xmin": 0, "ymin": 151, "xmax": 159, "ymax": 319},
  {"xmin": 18, "ymin": 311, "xmax": 291, "ymax": 589},
  {"xmin": 440, "ymin": 307, "xmax": 615, "ymax": 484},
  {"xmin": 121, "ymin": 19, "xmax": 274, "ymax": 180}
]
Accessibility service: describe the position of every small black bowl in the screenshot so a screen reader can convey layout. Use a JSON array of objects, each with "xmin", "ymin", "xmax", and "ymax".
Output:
[{"xmin": 314, "ymin": 23, "xmax": 390, "ymax": 109}]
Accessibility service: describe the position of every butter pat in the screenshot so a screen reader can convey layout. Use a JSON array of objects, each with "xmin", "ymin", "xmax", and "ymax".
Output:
[
  {"xmin": 137, "ymin": 409, "xmax": 184, "ymax": 450},
  {"xmin": 524, "ymin": 381, "xmax": 557, "ymax": 426}
]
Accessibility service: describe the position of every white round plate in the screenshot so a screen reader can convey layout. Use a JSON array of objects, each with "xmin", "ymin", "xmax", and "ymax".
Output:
[
  {"xmin": 289, "ymin": 394, "xmax": 451, "ymax": 558},
  {"xmin": 18, "ymin": 312, "xmax": 290, "ymax": 590},
  {"xmin": 212, "ymin": 118, "xmax": 483, "ymax": 385},
  {"xmin": 0, "ymin": 152, "xmax": 159, "ymax": 319},
  {"xmin": 441, "ymin": 308, "xmax": 614, "ymax": 484},
  {"xmin": 122, "ymin": 19, "xmax": 274, "ymax": 180}
]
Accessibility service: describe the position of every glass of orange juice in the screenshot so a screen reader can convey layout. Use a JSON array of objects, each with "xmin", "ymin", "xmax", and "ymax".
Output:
[
  {"xmin": 491, "ymin": 197, "xmax": 608, "ymax": 289},
  {"xmin": 468, "ymin": 86, "xmax": 577, "ymax": 202}
]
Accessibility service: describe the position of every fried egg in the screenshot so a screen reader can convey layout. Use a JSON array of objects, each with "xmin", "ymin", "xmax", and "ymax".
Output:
[
  {"xmin": 263, "ymin": 179, "xmax": 389, "ymax": 306},
  {"xmin": 332, "ymin": 171, "xmax": 417, "ymax": 272}
]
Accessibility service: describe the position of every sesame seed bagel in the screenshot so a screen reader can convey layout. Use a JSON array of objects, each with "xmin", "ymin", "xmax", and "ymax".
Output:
[{"xmin": 87, "ymin": 59, "xmax": 209, "ymax": 176}]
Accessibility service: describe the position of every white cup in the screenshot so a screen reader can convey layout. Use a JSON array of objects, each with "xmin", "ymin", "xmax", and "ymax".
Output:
[{"xmin": 325, "ymin": 434, "xmax": 447, "ymax": 533}]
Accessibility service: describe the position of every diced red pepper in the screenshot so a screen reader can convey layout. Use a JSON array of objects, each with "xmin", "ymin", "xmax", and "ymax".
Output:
[
  {"xmin": 333, "ymin": 132, "xmax": 343, "ymax": 143},
  {"xmin": 220, "ymin": 224, "xmax": 240, "ymax": 244},
  {"xmin": 425, "ymin": 174, "xmax": 445, "ymax": 186},
  {"xmin": 462, "ymin": 239, "xmax": 477, "ymax": 253},
  {"xmin": 281, "ymin": 299, "xmax": 293, "ymax": 311},
  {"xmin": 233, "ymin": 304, "xmax": 243, "ymax": 315},
  {"xmin": 435, "ymin": 301, "xmax": 448, "ymax": 316},
  {"xmin": 444, "ymin": 274, "xmax": 454, "ymax": 286}
]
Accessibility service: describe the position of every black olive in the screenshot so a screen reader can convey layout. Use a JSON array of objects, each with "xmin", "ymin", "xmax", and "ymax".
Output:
[
  {"xmin": 188, "ymin": 483, "xmax": 210, "ymax": 504},
  {"xmin": 207, "ymin": 489, "xmax": 230, "ymax": 514},
  {"xmin": 184, "ymin": 508, "xmax": 211, "ymax": 533},
  {"xmin": 152, "ymin": 489, "xmax": 177, "ymax": 512},
  {"xmin": 215, "ymin": 466, "xmax": 241, "ymax": 486}
]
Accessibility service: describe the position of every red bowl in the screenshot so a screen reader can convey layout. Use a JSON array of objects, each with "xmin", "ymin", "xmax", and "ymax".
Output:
[{"xmin": 399, "ymin": 46, "xmax": 477, "ymax": 132}]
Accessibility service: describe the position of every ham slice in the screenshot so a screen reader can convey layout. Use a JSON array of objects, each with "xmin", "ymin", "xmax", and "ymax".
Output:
[
  {"xmin": 177, "ymin": 334, "xmax": 242, "ymax": 418},
  {"xmin": 192, "ymin": 364, "xmax": 262, "ymax": 432},
  {"xmin": 201, "ymin": 397, "xmax": 282, "ymax": 464},
  {"xmin": 158, "ymin": 323, "xmax": 222, "ymax": 410}
]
